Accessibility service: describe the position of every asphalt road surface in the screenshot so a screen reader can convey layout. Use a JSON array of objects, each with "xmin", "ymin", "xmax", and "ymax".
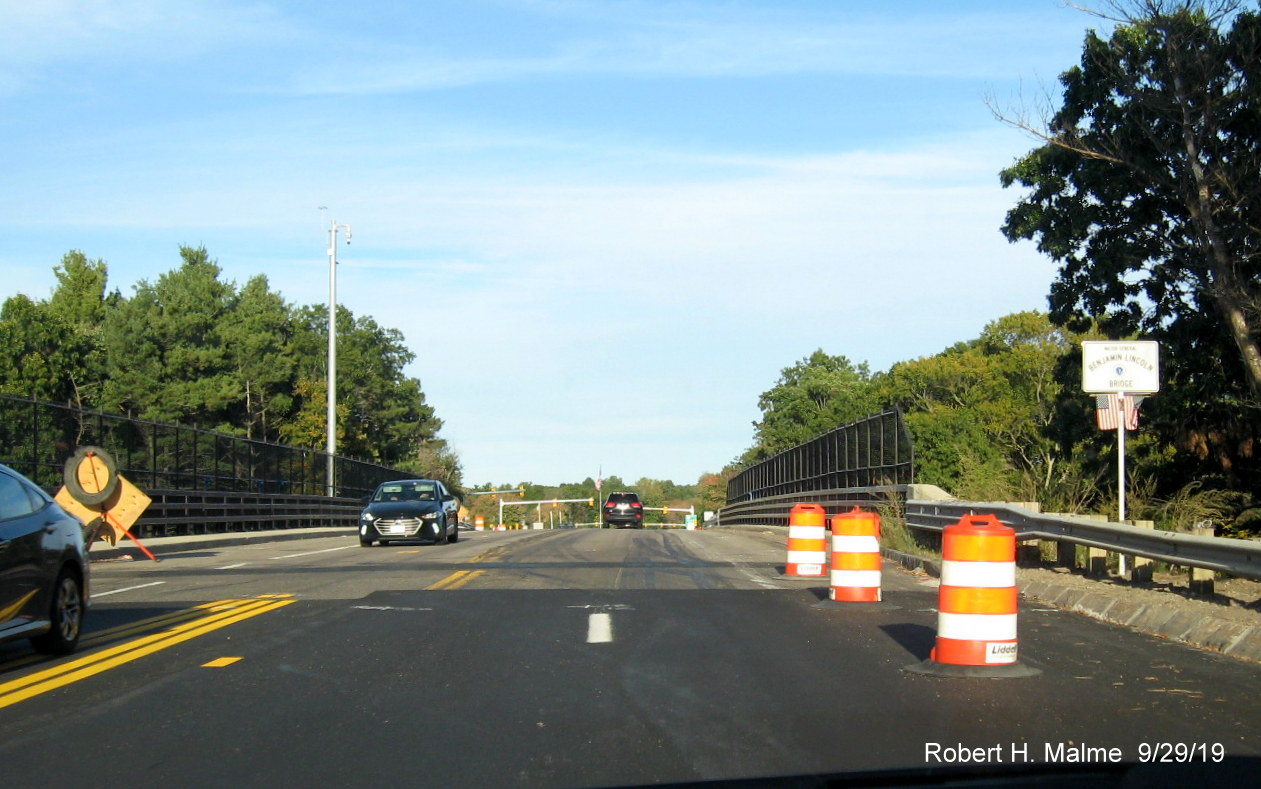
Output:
[{"xmin": 2, "ymin": 527, "xmax": 1259, "ymax": 788}]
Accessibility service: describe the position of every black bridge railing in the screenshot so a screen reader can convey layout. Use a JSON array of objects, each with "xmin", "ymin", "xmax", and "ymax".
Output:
[
  {"xmin": 0, "ymin": 394, "xmax": 410, "ymax": 499},
  {"xmin": 0, "ymin": 395, "xmax": 415, "ymax": 535},
  {"xmin": 726, "ymin": 410, "xmax": 913, "ymax": 504}
]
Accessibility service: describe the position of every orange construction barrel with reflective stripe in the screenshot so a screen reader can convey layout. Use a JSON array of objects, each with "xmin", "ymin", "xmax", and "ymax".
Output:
[
  {"xmin": 785, "ymin": 503, "xmax": 827, "ymax": 577},
  {"xmin": 828, "ymin": 507, "xmax": 882, "ymax": 602},
  {"xmin": 930, "ymin": 513, "xmax": 1020, "ymax": 666}
]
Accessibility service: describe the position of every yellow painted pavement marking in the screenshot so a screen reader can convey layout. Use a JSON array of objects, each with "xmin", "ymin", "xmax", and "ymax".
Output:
[
  {"xmin": 0, "ymin": 599, "xmax": 246, "ymax": 674},
  {"xmin": 469, "ymin": 545, "xmax": 508, "ymax": 564},
  {"xmin": 0, "ymin": 596, "xmax": 295, "ymax": 710},
  {"xmin": 423, "ymin": 543, "xmax": 508, "ymax": 590},
  {"xmin": 202, "ymin": 657, "xmax": 243, "ymax": 668},
  {"xmin": 426, "ymin": 569, "xmax": 486, "ymax": 591}
]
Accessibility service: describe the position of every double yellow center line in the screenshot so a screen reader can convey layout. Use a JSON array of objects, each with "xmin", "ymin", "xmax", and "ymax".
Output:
[
  {"xmin": 424, "ymin": 545, "xmax": 506, "ymax": 590},
  {"xmin": 0, "ymin": 595, "xmax": 294, "ymax": 710},
  {"xmin": 426, "ymin": 569, "xmax": 485, "ymax": 590}
]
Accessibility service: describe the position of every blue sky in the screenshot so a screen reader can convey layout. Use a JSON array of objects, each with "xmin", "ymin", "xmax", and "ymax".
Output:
[{"xmin": 2, "ymin": 0, "xmax": 1107, "ymax": 487}]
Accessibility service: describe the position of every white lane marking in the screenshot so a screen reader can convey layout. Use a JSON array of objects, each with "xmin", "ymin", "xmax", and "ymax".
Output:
[
  {"xmin": 352, "ymin": 605, "xmax": 432, "ymax": 612},
  {"xmin": 587, "ymin": 612, "xmax": 613, "ymax": 643},
  {"xmin": 679, "ymin": 530, "xmax": 779, "ymax": 590},
  {"xmin": 218, "ymin": 563, "xmax": 248, "ymax": 570},
  {"xmin": 735, "ymin": 562, "xmax": 780, "ymax": 590},
  {"xmin": 92, "ymin": 581, "xmax": 166, "ymax": 598},
  {"xmin": 270, "ymin": 545, "xmax": 356, "ymax": 560}
]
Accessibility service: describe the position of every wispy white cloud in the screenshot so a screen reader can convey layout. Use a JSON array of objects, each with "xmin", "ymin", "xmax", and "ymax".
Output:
[
  {"xmin": 0, "ymin": 0, "xmax": 292, "ymax": 75},
  {"xmin": 287, "ymin": 0, "xmax": 1085, "ymax": 94}
]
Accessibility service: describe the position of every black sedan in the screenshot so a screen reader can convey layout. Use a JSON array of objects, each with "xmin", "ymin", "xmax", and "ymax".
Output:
[
  {"xmin": 359, "ymin": 479, "xmax": 460, "ymax": 547},
  {"xmin": 0, "ymin": 462, "xmax": 89, "ymax": 655}
]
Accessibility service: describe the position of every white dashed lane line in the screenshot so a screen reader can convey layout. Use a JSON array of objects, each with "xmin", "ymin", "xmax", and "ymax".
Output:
[
  {"xmin": 269, "ymin": 546, "xmax": 356, "ymax": 560},
  {"xmin": 587, "ymin": 612, "xmax": 614, "ymax": 643},
  {"xmin": 92, "ymin": 581, "xmax": 166, "ymax": 598}
]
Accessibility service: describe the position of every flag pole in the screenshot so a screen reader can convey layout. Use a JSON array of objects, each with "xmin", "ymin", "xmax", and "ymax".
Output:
[{"xmin": 1117, "ymin": 391, "xmax": 1127, "ymax": 524}]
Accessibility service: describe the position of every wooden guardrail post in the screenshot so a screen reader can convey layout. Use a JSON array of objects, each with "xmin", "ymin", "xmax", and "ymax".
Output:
[
  {"xmin": 1056, "ymin": 538, "xmax": 1077, "ymax": 570},
  {"xmin": 1128, "ymin": 520, "xmax": 1155, "ymax": 583},
  {"xmin": 1075, "ymin": 514, "xmax": 1109, "ymax": 576},
  {"xmin": 1190, "ymin": 521, "xmax": 1215, "ymax": 596}
]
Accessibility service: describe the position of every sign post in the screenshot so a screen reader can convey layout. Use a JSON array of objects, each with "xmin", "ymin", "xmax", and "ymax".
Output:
[{"xmin": 1081, "ymin": 341, "xmax": 1160, "ymax": 527}]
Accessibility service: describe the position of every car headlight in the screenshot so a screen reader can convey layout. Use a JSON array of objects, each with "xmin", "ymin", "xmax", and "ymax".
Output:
[
  {"xmin": 361, "ymin": 512, "xmax": 376, "ymax": 522},
  {"xmin": 421, "ymin": 512, "xmax": 440, "ymax": 520}
]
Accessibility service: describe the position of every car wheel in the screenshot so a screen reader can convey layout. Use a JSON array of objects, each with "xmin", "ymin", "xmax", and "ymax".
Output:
[
  {"xmin": 436, "ymin": 519, "xmax": 450, "ymax": 545},
  {"xmin": 360, "ymin": 537, "xmax": 374, "ymax": 547},
  {"xmin": 31, "ymin": 569, "xmax": 84, "ymax": 655},
  {"xmin": 448, "ymin": 523, "xmax": 459, "ymax": 543}
]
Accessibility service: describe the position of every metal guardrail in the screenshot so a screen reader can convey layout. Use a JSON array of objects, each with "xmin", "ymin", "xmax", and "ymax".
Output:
[
  {"xmin": 129, "ymin": 490, "xmax": 364, "ymax": 538},
  {"xmin": 715, "ymin": 485, "xmax": 1261, "ymax": 581},
  {"xmin": 905, "ymin": 500, "xmax": 1261, "ymax": 582}
]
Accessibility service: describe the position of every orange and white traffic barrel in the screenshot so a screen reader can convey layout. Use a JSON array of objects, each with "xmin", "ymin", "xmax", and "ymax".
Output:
[
  {"xmin": 906, "ymin": 513, "xmax": 1039, "ymax": 678},
  {"xmin": 828, "ymin": 507, "xmax": 882, "ymax": 602},
  {"xmin": 785, "ymin": 503, "xmax": 827, "ymax": 577},
  {"xmin": 474, "ymin": 516, "xmax": 485, "ymax": 531}
]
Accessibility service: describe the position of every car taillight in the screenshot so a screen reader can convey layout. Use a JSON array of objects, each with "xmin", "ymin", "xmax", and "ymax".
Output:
[{"xmin": 631, "ymin": 502, "xmax": 642, "ymax": 509}]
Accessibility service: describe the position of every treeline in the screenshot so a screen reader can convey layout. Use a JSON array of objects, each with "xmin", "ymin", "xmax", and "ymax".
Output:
[
  {"xmin": 462, "ymin": 476, "xmax": 705, "ymax": 526},
  {"xmin": 734, "ymin": 311, "xmax": 1258, "ymax": 536},
  {"xmin": 0, "ymin": 247, "xmax": 458, "ymax": 481}
]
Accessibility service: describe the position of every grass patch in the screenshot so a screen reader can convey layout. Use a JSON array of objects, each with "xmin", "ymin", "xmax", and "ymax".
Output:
[{"xmin": 875, "ymin": 496, "xmax": 941, "ymax": 558}]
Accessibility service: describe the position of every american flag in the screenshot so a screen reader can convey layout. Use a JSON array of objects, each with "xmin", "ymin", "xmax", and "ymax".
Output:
[{"xmin": 1095, "ymin": 394, "xmax": 1142, "ymax": 431}]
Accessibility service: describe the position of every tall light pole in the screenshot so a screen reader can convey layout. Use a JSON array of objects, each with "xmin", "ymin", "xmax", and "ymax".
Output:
[{"xmin": 326, "ymin": 216, "xmax": 351, "ymax": 496}]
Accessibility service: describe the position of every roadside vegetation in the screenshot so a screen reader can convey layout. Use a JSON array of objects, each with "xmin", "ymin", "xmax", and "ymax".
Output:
[
  {"xmin": 728, "ymin": 2, "xmax": 1261, "ymax": 538},
  {"xmin": 0, "ymin": 246, "xmax": 458, "ymax": 483},
  {"xmin": 461, "ymin": 476, "xmax": 702, "ymax": 528}
]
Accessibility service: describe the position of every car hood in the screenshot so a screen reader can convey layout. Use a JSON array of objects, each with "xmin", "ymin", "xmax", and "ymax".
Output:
[{"xmin": 363, "ymin": 501, "xmax": 442, "ymax": 518}]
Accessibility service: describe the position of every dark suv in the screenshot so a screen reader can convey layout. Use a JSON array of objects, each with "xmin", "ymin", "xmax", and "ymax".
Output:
[{"xmin": 602, "ymin": 492, "xmax": 644, "ymax": 529}]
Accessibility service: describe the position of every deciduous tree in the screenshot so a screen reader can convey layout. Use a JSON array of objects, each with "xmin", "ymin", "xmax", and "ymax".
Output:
[
  {"xmin": 743, "ymin": 350, "xmax": 878, "ymax": 463},
  {"xmin": 999, "ymin": 0, "xmax": 1261, "ymax": 483}
]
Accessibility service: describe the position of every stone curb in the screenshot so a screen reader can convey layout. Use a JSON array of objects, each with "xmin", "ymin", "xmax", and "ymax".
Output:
[
  {"xmin": 882, "ymin": 547, "xmax": 941, "ymax": 578},
  {"xmin": 724, "ymin": 530, "xmax": 1261, "ymax": 663},
  {"xmin": 1019, "ymin": 579, "xmax": 1261, "ymax": 665}
]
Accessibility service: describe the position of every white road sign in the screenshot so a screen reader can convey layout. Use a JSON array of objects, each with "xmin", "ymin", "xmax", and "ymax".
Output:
[{"xmin": 1081, "ymin": 341, "xmax": 1160, "ymax": 394}]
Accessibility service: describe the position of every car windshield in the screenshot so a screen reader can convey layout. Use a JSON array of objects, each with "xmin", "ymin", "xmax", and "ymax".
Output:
[{"xmin": 373, "ymin": 482, "xmax": 439, "ymax": 502}]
